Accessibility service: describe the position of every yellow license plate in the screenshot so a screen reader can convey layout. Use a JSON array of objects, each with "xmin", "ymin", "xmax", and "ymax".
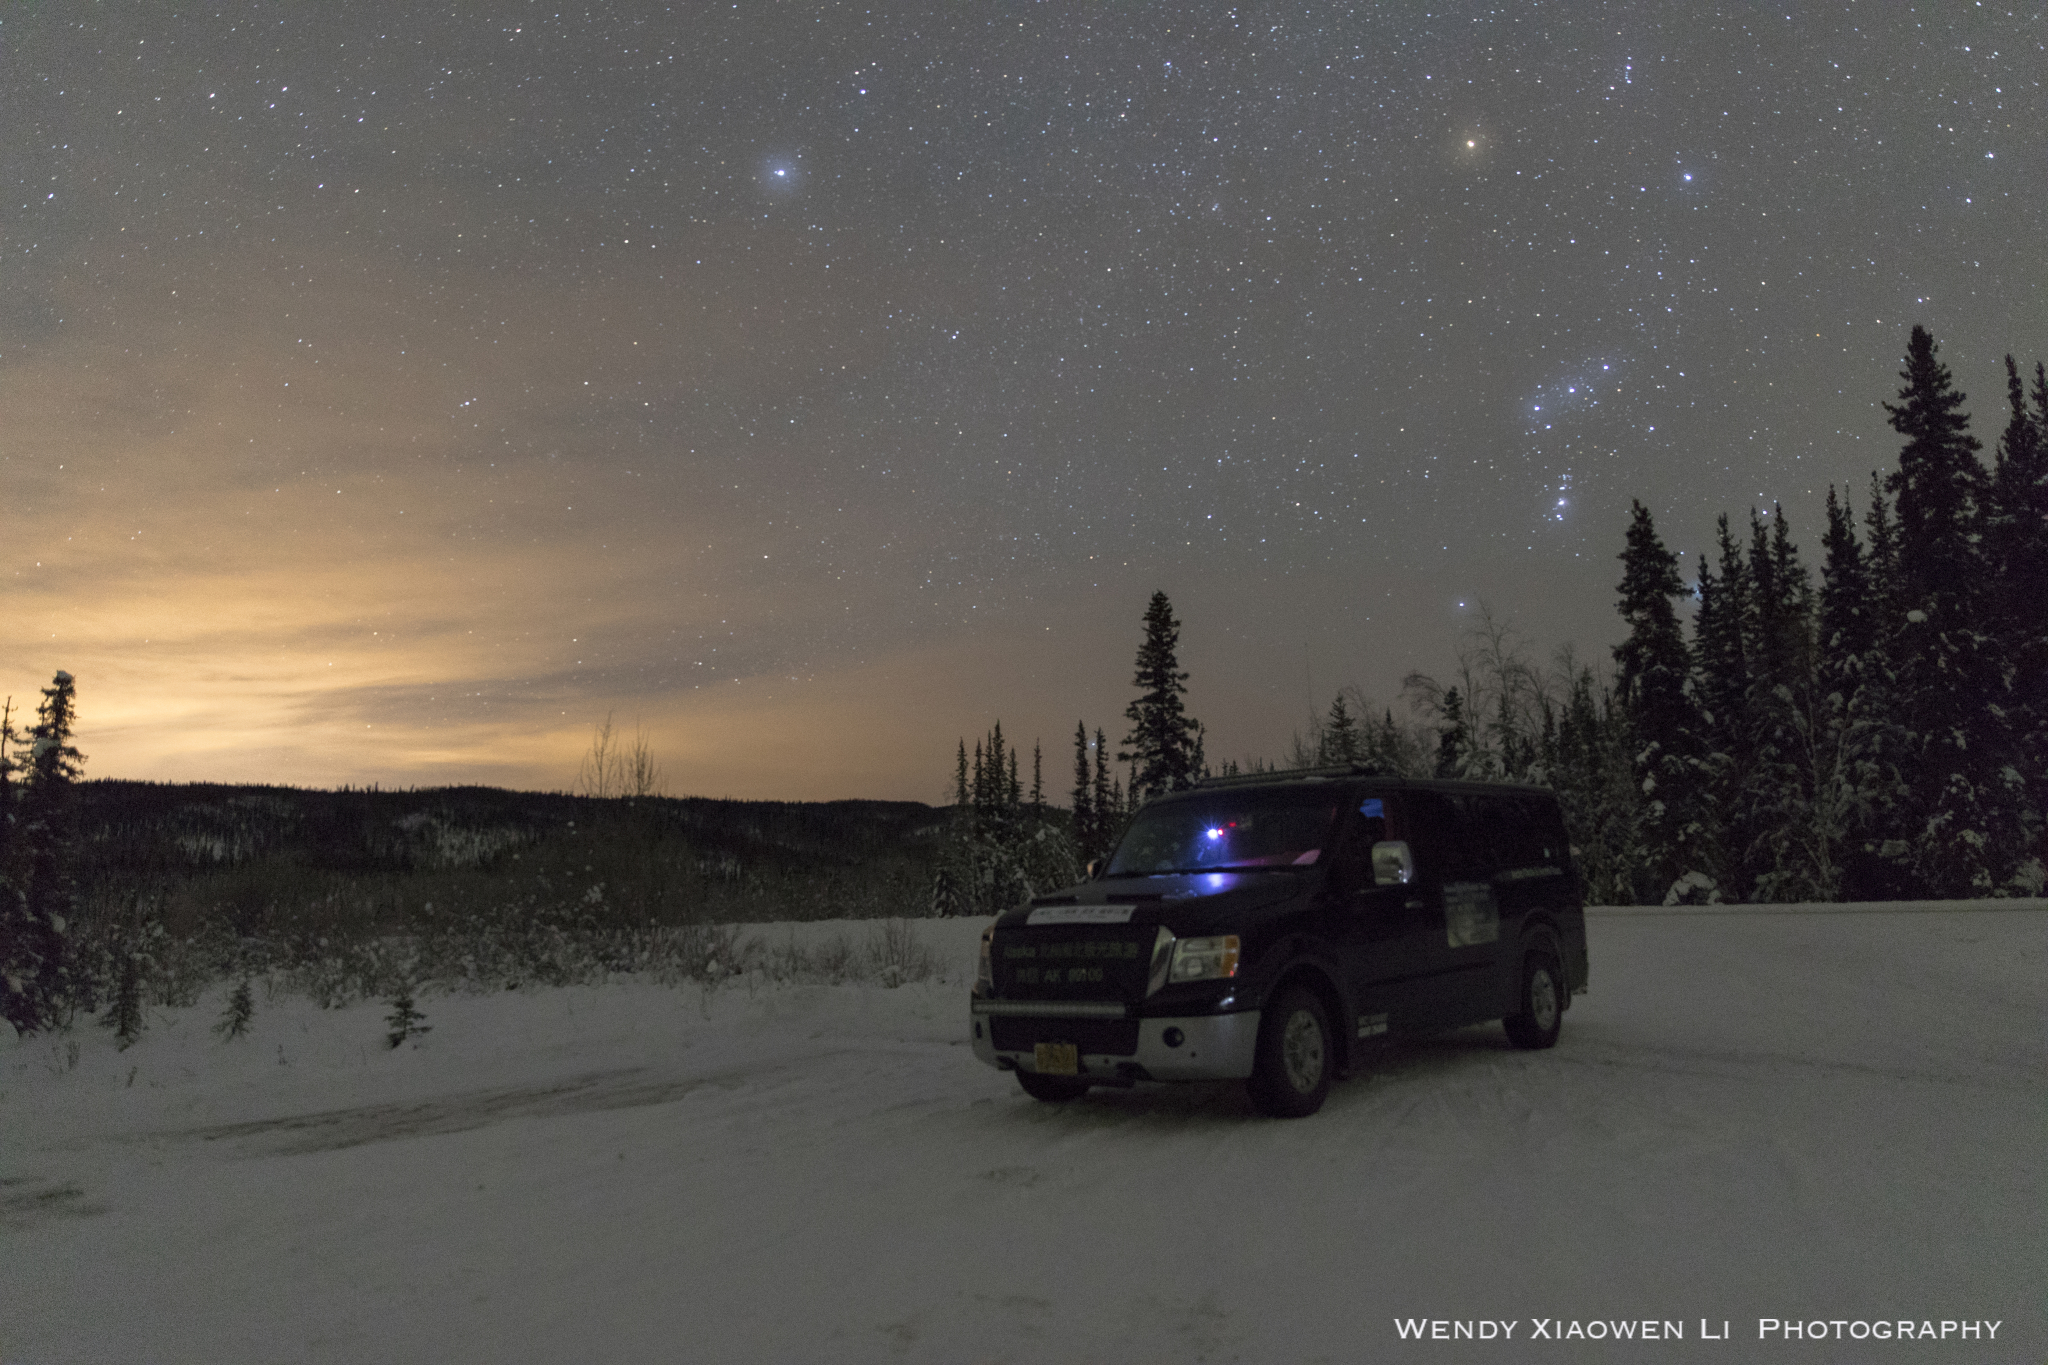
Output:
[{"xmin": 1033, "ymin": 1042, "xmax": 1079, "ymax": 1076}]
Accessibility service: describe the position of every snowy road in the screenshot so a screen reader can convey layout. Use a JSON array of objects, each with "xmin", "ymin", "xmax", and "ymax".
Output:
[{"xmin": 5, "ymin": 904, "xmax": 2042, "ymax": 1364}]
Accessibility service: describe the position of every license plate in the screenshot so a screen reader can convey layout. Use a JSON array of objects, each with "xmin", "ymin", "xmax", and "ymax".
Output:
[{"xmin": 1033, "ymin": 1042, "xmax": 1079, "ymax": 1076}]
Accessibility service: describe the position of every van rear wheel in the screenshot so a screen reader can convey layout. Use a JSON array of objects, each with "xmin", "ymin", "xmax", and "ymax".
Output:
[
  {"xmin": 1248, "ymin": 985, "xmax": 1333, "ymax": 1118},
  {"xmin": 1503, "ymin": 950, "xmax": 1564, "ymax": 1050}
]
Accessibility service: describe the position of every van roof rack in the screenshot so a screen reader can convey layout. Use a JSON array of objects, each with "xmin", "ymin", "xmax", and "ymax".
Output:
[{"xmin": 1192, "ymin": 763, "xmax": 1383, "ymax": 789}]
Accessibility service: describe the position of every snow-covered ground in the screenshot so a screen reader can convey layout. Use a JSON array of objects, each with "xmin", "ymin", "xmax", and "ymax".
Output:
[{"xmin": 5, "ymin": 903, "xmax": 2042, "ymax": 1364}]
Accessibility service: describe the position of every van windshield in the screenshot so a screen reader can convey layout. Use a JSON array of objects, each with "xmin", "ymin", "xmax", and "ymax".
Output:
[{"xmin": 1105, "ymin": 788, "xmax": 1347, "ymax": 876}]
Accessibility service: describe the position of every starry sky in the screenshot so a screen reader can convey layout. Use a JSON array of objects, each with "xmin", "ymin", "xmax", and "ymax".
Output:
[{"xmin": 4, "ymin": 2, "xmax": 2041, "ymax": 801}]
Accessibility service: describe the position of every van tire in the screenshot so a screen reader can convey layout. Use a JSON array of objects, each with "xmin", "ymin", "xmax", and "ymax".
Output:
[
  {"xmin": 1248, "ymin": 985, "xmax": 1334, "ymax": 1118},
  {"xmin": 1503, "ymin": 950, "xmax": 1564, "ymax": 1050},
  {"xmin": 1016, "ymin": 1071, "xmax": 1091, "ymax": 1102}
]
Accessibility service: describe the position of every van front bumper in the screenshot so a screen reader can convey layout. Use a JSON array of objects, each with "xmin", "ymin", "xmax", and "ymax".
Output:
[{"xmin": 969, "ymin": 999, "xmax": 1262, "ymax": 1082}]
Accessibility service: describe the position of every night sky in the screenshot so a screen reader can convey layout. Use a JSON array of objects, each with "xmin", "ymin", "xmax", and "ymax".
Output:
[{"xmin": 4, "ymin": 3, "xmax": 2040, "ymax": 801}]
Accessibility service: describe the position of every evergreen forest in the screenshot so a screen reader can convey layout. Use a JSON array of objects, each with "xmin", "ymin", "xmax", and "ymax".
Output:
[{"xmin": 940, "ymin": 328, "xmax": 2047, "ymax": 910}]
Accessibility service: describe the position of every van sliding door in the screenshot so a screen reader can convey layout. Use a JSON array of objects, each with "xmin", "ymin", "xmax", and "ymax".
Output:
[{"xmin": 1404, "ymin": 792, "xmax": 1504, "ymax": 1031}]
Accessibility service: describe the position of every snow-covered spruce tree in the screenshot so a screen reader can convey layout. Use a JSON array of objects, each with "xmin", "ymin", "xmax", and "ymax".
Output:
[
  {"xmin": 215, "ymin": 977, "xmax": 256, "ymax": 1041},
  {"xmin": 384, "ymin": 984, "xmax": 430, "ymax": 1048},
  {"xmin": 928, "ymin": 863, "xmax": 967, "ymax": 918},
  {"xmin": 0, "ymin": 697, "xmax": 28, "ymax": 1034},
  {"xmin": 1431, "ymin": 687, "xmax": 1468, "ymax": 779},
  {"xmin": 935, "ymin": 724, "xmax": 1080, "ymax": 915},
  {"xmin": 106, "ymin": 948, "xmax": 144, "ymax": 1049},
  {"xmin": 1883, "ymin": 326, "xmax": 2022, "ymax": 896},
  {"xmin": 1983, "ymin": 357, "xmax": 2048, "ymax": 888},
  {"xmin": 1613, "ymin": 502, "xmax": 1704, "ymax": 904},
  {"xmin": 1829, "ymin": 475, "xmax": 1918, "ymax": 898},
  {"xmin": 3, "ymin": 672, "xmax": 86, "ymax": 1034},
  {"xmin": 1685, "ymin": 517, "xmax": 1748, "ymax": 894},
  {"xmin": 1119, "ymin": 592, "xmax": 1203, "ymax": 802},
  {"xmin": 1726, "ymin": 510, "xmax": 1791, "ymax": 897},
  {"xmin": 1739, "ymin": 507, "xmax": 1837, "ymax": 902},
  {"xmin": 1818, "ymin": 490, "xmax": 1875, "ymax": 757},
  {"xmin": 1543, "ymin": 663, "xmax": 1640, "ymax": 905},
  {"xmin": 1816, "ymin": 487, "xmax": 1902, "ymax": 901}
]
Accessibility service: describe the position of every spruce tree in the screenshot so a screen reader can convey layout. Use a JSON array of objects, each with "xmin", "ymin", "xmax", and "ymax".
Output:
[
  {"xmin": 1367, "ymin": 708, "xmax": 1406, "ymax": 775},
  {"xmin": 1818, "ymin": 488, "xmax": 1873, "ymax": 701},
  {"xmin": 1820, "ymin": 486, "xmax": 1909, "ymax": 899},
  {"xmin": 215, "ymin": 978, "xmax": 256, "ymax": 1041},
  {"xmin": 1863, "ymin": 470, "xmax": 1902, "ymax": 632},
  {"xmin": 384, "ymin": 984, "xmax": 430, "ymax": 1048},
  {"xmin": 1886, "ymin": 327, "xmax": 1985, "ymax": 616},
  {"xmin": 1984, "ymin": 357, "xmax": 2048, "ymax": 882},
  {"xmin": 1432, "ymin": 687, "xmax": 1467, "ymax": 778},
  {"xmin": 1119, "ymin": 592, "xmax": 1202, "ymax": 800},
  {"xmin": 1740, "ymin": 507, "xmax": 1827, "ymax": 900},
  {"xmin": 1322, "ymin": 694, "xmax": 1361, "ymax": 766},
  {"xmin": 1070, "ymin": 722, "xmax": 1096, "ymax": 862},
  {"xmin": 1549, "ymin": 665, "xmax": 1639, "ymax": 905},
  {"xmin": 1688, "ymin": 516, "xmax": 1750, "ymax": 893},
  {"xmin": 1883, "ymin": 326, "xmax": 2016, "ymax": 894},
  {"xmin": 0, "ymin": 698, "xmax": 27, "ymax": 1032},
  {"xmin": 971, "ymin": 739, "xmax": 986, "ymax": 820},
  {"xmin": 107, "ymin": 950, "xmax": 144, "ymax": 1049},
  {"xmin": 1092, "ymin": 728, "xmax": 1116, "ymax": 850},
  {"xmin": 4, "ymin": 672, "xmax": 85, "ymax": 1034},
  {"xmin": 1613, "ymin": 502, "xmax": 1700, "ymax": 902},
  {"xmin": 1837, "ymin": 475, "xmax": 1916, "ymax": 898}
]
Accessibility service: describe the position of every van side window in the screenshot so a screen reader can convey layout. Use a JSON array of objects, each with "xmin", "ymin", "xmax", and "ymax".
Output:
[
  {"xmin": 1408, "ymin": 792, "xmax": 1482, "ymax": 879},
  {"xmin": 1453, "ymin": 795, "xmax": 1506, "ymax": 875},
  {"xmin": 1525, "ymin": 798, "xmax": 1571, "ymax": 869},
  {"xmin": 1329, "ymin": 795, "xmax": 1393, "ymax": 885},
  {"xmin": 1475, "ymin": 795, "xmax": 1568, "ymax": 872}
]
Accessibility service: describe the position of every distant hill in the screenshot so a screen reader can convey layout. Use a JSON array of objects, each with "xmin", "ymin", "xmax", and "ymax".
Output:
[{"xmin": 72, "ymin": 780, "xmax": 950, "ymax": 930}]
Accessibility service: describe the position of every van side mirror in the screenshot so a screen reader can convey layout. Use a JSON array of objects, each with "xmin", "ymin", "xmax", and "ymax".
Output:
[
  {"xmin": 1085, "ymin": 857, "xmax": 1105, "ymax": 881},
  {"xmin": 1370, "ymin": 841, "xmax": 1415, "ymax": 886}
]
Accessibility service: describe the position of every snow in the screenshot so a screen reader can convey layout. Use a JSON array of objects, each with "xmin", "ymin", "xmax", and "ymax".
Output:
[{"xmin": 5, "ymin": 904, "xmax": 2043, "ymax": 1364}]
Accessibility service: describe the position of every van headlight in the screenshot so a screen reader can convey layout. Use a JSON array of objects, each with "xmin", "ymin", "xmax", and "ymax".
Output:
[
  {"xmin": 1168, "ymin": 934, "xmax": 1240, "ymax": 983},
  {"xmin": 975, "ymin": 922, "xmax": 995, "ymax": 994}
]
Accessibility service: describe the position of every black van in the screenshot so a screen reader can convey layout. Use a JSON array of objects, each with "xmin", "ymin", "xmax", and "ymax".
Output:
[{"xmin": 969, "ymin": 768, "xmax": 1589, "ymax": 1117}]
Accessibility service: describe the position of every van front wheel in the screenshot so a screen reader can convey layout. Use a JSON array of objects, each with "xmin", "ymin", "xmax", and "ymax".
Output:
[
  {"xmin": 1248, "ymin": 986, "xmax": 1333, "ymax": 1118},
  {"xmin": 1503, "ymin": 950, "xmax": 1564, "ymax": 1050}
]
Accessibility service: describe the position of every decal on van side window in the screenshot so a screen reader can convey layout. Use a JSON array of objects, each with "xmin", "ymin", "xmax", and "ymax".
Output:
[{"xmin": 1443, "ymin": 882, "xmax": 1500, "ymax": 948}]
